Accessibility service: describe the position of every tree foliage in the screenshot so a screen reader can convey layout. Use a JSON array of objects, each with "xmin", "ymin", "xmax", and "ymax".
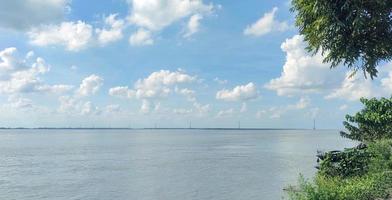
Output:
[
  {"xmin": 341, "ymin": 97, "xmax": 392, "ymax": 142},
  {"xmin": 291, "ymin": 0, "xmax": 392, "ymax": 78}
]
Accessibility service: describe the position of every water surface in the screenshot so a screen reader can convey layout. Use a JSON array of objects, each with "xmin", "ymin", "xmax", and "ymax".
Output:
[{"xmin": 0, "ymin": 129, "xmax": 355, "ymax": 200}]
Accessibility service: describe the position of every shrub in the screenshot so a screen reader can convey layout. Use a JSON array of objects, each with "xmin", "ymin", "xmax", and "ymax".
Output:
[
  {"xmin": 367, "ymin": 139, "xmax": 392, "ymax": 173},
  {"xmin": 288, "ymin": 172, "xmax": 392, "ymax": 200},
  {"xmin": 316, "ymin": 144, "xmax": 371, "ymax": 178},
  {"xmin": 287, "ymin": 140, "xmax": 392, "ymax": 200}
]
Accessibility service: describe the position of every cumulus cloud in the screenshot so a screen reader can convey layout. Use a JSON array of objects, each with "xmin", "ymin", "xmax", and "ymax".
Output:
[
  {"xmin": 266, "ymin": 35, "xmax": 392, "ymax": 101},
  {"xmin": 96, "ymin": 14, "xmax": 126, "ymax": 45},
  {"xmin": 76, "ymin": 74, "xmax": 104, "ymax": 97},
  {"xmin": 175, "ymin": 87, "xmax": 196, "ymax": 102},
  {"xmin": 7, "ymin": 95, "xmax": 33, "ymax": 109},
  {"xmin": 325, "ymin": 73, "xmax": 377, "ymax": 101},
  {"xmin": 109, "ymin": 86, "xmax": 135, "ymax": 99},
  {"xmin": 126, "ymin": 0, "xmax": 216, "ymax": 43},
  {"xmin": 214, "ymin": 77, "xmax": 228, "ymax": 84},
  {"xmin": 81, "ymin": 101, "xmax": 100, "ymax": 115},
  {"xmin": 339, "ymin": 104, "xmax": 348, "ymax": 111},
  {"xmin": 39, "ymin": 84, "xmax": 74, "ymax": 94},
  {"xmin": 58, "ymin": 96, "xmax": 101, "ymax": 116},
  {"xmin": 193, "ymin": 102, "xmax": 210, "ymax": 115},
  {"xmin": 140, "ymin": 99, "xmax": 151, "ymax": 114},
  {"xmin": 293, "ymin": 97, "xmax": 310, "ymax": 109},
  {"xmin": 256, "ymin": 97, "xmax": 311, "ymax": 119},
  {"xmin": 265, "ymin": 35, "xmax": 345, "ymax": 96},
  {"xmin": 244, "ymin": 7, "xmax": 289, "ymax": 37},
  {"xmin": 173, "ymin": 108, "xmax": 193, "ymax": 115},
  {"xmin": 240, "ymin": 102, "xmax": 248, "ymax": 113},
  {"xmin": 110, "ymin": 70, "xmax": 196, "ymax": 100},
  {"xmin": 105, "ymin": 104, "xmax": 121, "ymax": 113},
  {"xmin": 0, "ymin": 47, "xmax": 73, "ymax": 94},
  {"xmin": 173, "ymin": 102, "xmax": 210, "ymax": 116},
  {"xmin": 216, "ymin": 108, "xmax": 235, "ymax": 118},
  {"xmin": 28, "ymin": 21, "xmax": 93, "ymax": 51},
  {"xmin": 129, "ymin": 28, "xmax": 154, "ymax": 46},
  {"xmin": 127, "ymin": 0, "xmax": 214, "ymax": 31},
  {"xmin": 110, "ymin": 69, "xmax": 200, "ymax": 114},
  {"xmin": 216, "ymin": 82, "xmax": 259, "ymax": 101},
  {"xmin": 183, "ymin": 14, "xmax": 203, "ymax": 38},
  {"xmin": 0, "ymin": 0, "xmax": 69, "ymax": 31},
  {"xmin": 381, "ymin": 70, "xmax": 392, "ymax": 93}
]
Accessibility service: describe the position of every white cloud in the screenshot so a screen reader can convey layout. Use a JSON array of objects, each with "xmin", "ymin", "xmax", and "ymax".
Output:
[
  {"xmin": 127, "ymin": 0, "xmax": 214, "ymax": 31},
  {"xmin": 134, "ymin": 70, "xmax": 196, "ymax": 98},
  {"xmin": 339, "ymin": 104, "xmax": 348, "ymax": 111},
  {"xmin": 266, "ymin": 35, "xmax": 392, "ymax": 101},
  {"xmin": 240, "ymin": 102, "xmax": 247, "ymax": 113},
  {"xmin": 265, "ymin": 35, "xmax": 344, "ymax": 96},
  {"xmin": 183, "ymin": 14, "xmax": 203, "ymax": 38},
  {"xmin": 294, "ymin": 97, "xmax": 310, "ymax": 109},
  {"xmin": 381, "ymin": 70, "xmax": 392, "ymax": 92},
  {"xmin": 109, "ymin": 86, "xmax": 135, "ymax": 99},
  {"xmin": 173, "ymin": 108, "xmax": 193, "ymax": 115},
  {"xmin": 244, "ymin": 7, "xmax": 289, "ymax": 37},
  {"xmin": 193, "ymin": 102, "xmax": 210, "ymax": 115},
  {"xmin": 81, "ymin": 101, "xmax": 100, "ymax": 115},
  {"xmin": 96, "ymin": 14, "xmax": 125, "ymax": 45},
  {"xmin": 110, "ymin": 69, "xmax": 199, "ymax": 115},
  {"xmin": 214, "ymin": 77, "xmax": 228, "ymax": 84},
  {"xmin": 325, "ymin": 73, "xmax": 377, "ymax": 101},
  {"xmin": 39, "ymin": 84, "xmax": 74, "ymax": 94},
  {"xmin": 140, "ymin": 99, "xmax": 151, "ymax": 114},
  {"xmin": 58, "ymin": 96, "xmax": 76, "ymax": 114},
  {"xmin": 0, "ymin": 47, "xmax": 29, "ymax": 74},
  {"xmin": 110, "ymin": 70, "xmax": 196, "ymax": 100},
  {"xmin": 126, "ymin": 0, "xmax": 216, "ymax": 44},
  {"xmin": 216, "ymin": 108, "xmax": 235, "ymax": 118},
  {"xmin": 129, "ymin": 28, "xmax": 154, "ymax": 46},
  {"xmin": 173, "ymin": 102, "xmax": 210, "ymax": 116},
  {"xmin": 26, "ymin": 51, "xmax": 35, "ymax": 59},
  {"xmin": 28, "ymin": 21, "xmax": 93, "ymax": 51},
  {"xmin": 216, "ymin": 82, "xmax": 259, "ymax": 101},
  {"xmin": 58, "ymin": 96, "xmax": 101, "ymax": 116},
  {"xmin": 175, "ymin": 87, "xmax": 196, "ymax": 102},
  {"xmin": 0, "ymin": 0, "xmax": 69, "ymax": 31},
  {"xmin": 105, "ymin": 104, "xmax": 121, "ymax": 113},
  {"xmin": 7, "ymin": 95, "xmax": 33, "ymax": 109},
  {"xmin": 0, "ymin": 47, "xmax": 73, "ymax": 94},
  {"xmin": 256, "ymin": 97, "xmax": 310, "ymax": 119},
  {"xmin": 77, "ymin": 74, "xmax": 104, "ymax": 97}
]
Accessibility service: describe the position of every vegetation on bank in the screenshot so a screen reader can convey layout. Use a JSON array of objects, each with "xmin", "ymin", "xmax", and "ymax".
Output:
[
  {"xmin": 286, "ymin": 0, "xmax": 392, "ymax": 198},
  {"xmin": 286, "ymin": 97, "xmax": 392, "ymax": 200}
]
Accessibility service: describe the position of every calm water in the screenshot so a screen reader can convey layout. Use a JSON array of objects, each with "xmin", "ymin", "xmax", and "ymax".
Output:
[{"xmin": 0, "ymin": 129, "xmax": 355, "ymax": 200}]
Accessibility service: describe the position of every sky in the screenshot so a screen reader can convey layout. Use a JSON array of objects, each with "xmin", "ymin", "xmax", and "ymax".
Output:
[{"xmin": 0, "ymin": 0, "xmax": 391, "ymax": 129}]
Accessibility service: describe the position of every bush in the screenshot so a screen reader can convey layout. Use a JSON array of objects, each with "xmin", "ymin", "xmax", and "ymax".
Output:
[
  {"xmin": 288, "ymin": 172, "xmax": 392, "ymax": 200},
  {"xmin": 368, "ymin": 139, "xmax": 392, "ymax": 173},
  {"xmin": 316, "ymin": 144, "xmax": 371, "ymax": 178},
  {"xmin": 287, "ymin": 140, "xmax": 392, "ymax": 200}
]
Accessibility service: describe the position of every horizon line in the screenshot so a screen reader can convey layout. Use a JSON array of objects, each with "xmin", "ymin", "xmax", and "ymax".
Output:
[{"xmin": 0, "ymin": 127, "xmax": 340, "ymax": 131}]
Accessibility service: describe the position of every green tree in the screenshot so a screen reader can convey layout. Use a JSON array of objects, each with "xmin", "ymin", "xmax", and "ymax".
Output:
[
  {"xmin": 291, "ymin": 0, "xmax": 392, "ymax": 78},
  {"xmin": 341, "ymin": 97, "xmax": 392, "ymax": 142}
]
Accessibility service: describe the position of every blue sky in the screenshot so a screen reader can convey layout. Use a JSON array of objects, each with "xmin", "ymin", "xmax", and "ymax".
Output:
[{"xmin": 0, "ymin": 0, "xmax": 391, "ymax": 128}]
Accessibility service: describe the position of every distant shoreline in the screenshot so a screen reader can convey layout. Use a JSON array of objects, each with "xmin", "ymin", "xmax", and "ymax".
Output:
[{"xmin": 0, "ymin": 127, "xmax": 339, "ymax": 131}]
